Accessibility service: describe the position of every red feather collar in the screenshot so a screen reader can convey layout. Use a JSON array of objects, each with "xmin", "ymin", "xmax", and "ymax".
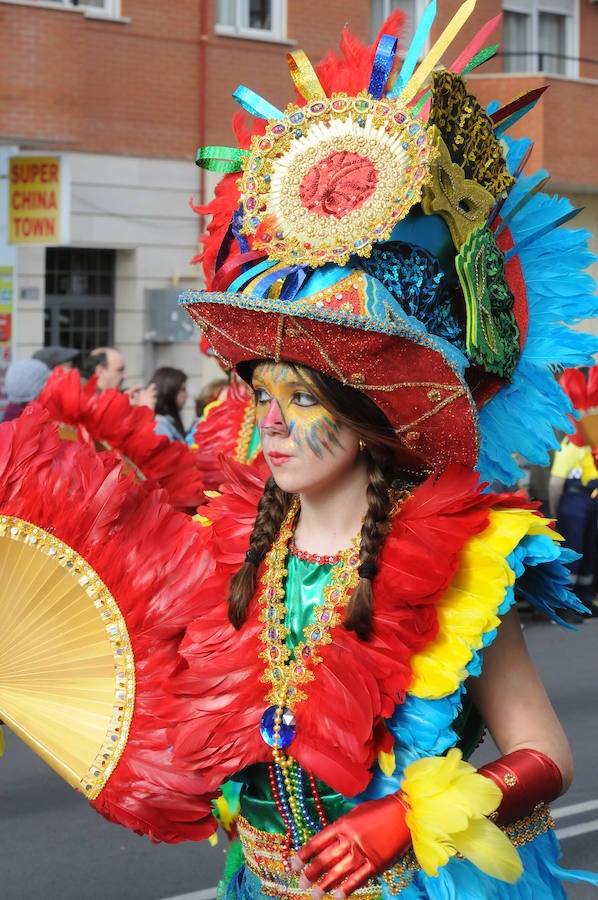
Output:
[{"xmin": 167, "ymin": 463, "xmax": 495, "ymax": 798}]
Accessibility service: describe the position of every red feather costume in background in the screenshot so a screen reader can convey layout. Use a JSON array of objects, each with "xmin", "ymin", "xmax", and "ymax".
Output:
[
  {"xmin": 36, "ymin": 366, "xmax": 206, "ymax": 513},
  {"xmin": 0, "ymin": 406, "xmax": 217, "ymax": 840}
]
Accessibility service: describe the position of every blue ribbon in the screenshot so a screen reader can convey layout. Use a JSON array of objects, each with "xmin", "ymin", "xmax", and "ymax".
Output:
[
  {"xmin": 231, "ymin": 207, "xmax": 251, "ymax": 255},
  {"xmin": 233, "ymin": 85, "xmax": 284, "ymax": 120},
  {"xmin": 245, "ymin": 265, "xmax": 304, "ymax": 299},
  {"xmin": 279, "ymin": 267, "xmax": 309, "ymax": 301},
  {"xmin": 368, "ymin": 34, "xmax": 397, "ymax": 99},
  {"xmin": 388, "ymin": 0, "xmax": 437, "ymax": 98},
  {"xmin": 227, "ymin": 257, "xmax": 280, "ymax": 294}
]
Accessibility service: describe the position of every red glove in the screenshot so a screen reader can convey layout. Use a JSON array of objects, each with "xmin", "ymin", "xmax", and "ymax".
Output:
[
  {"xmin": 477, "ymin": 748, "xmax": 562, "ymax": 826},
  {"xmin": 292, "ymin": 794, "xmax": 410, "ymax": 898}
]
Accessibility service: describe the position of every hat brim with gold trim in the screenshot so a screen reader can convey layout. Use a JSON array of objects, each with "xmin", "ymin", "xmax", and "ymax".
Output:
[
  {"xmin": 182, "ymin": 2, "xmax": 598, "ymax": 483},
  {"xmin": 181, "ymin": 264, "xmax": 479, "ymax": 471}
]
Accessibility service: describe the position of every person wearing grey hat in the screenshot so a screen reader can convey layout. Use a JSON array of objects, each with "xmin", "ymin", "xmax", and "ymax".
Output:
[
  {"xmin": 1, "ymin": 358, "xmax": 51, "ymax": 423},
  {"xmin": 33, "ymin": 345, "xmax": 79, "ymax": 370}
]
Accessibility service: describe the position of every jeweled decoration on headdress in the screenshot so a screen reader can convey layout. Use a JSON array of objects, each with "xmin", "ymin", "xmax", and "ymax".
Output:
[
  {"xmin": 188, "ymin": 0, "xmax": 598, "ymax": 484},
  {"xmin": 238, "ymin": 86, "xmax": 434, "ymax": 268}
]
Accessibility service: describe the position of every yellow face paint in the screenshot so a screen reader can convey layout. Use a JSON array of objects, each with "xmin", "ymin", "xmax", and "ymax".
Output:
[{"xmin": 253, "ymin": 361, "xmax": 342, "ymax": 458}]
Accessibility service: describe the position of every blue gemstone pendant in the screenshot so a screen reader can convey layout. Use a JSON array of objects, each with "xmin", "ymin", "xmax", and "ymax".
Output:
[{"xmin": 260, "ymin": 705, "xmax": 296, "ymax": 748}]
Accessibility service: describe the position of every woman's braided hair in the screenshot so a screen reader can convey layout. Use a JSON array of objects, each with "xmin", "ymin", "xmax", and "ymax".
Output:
[
  {"xmin": 228, "ymin": 476, "xmax": 292, "ymax": 629},
  {"xmin": 228, "ymin": 363, "xmax": 426, "ymax": 637},
  {"xmin": 343, "ymin": 447, "xmax": 394, "ymax": 639}
]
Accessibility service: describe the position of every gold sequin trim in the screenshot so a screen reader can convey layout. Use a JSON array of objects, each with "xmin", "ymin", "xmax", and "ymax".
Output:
[
  {"xmin": 234, "ymin": 397, "xmax": 260, "ymax": 464},
  {"xmin": 236, "ymin": 799, "xmax": 554, "ymax": 896},
  {"xmin": 502, "ymin": 803, "xmax": 555, "ymax": 847},
  {"xmin": 258, "ymin": 497, "xmax": 361, "ymax": 707}
]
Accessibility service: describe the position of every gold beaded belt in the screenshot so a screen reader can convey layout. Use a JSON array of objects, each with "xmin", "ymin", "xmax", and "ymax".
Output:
[
  {"xmin": 238, "ymin": 804, "xmax": 554, "ymax": 899},
  {"xmin": 237, "ymin": 816, "xmax": 383, "ymax": 900}
]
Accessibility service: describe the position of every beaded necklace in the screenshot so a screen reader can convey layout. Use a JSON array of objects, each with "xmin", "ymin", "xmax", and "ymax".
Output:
[
  {"xmin": 288, "ymin": 537, "xmax": 341, "ymax": 566},
  {"xmin": 257, "ymin": 495, "xmax": 361, "ymax": 864}
]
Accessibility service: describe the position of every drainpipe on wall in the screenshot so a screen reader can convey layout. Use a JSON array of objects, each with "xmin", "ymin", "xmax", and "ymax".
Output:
[{"xmin": 198, "ymin": 0, "xmax": 208, "ymax": 237}]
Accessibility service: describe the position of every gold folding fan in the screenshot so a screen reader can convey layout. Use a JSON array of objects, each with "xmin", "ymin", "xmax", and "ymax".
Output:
[
  {"xmin": 0, "ymin": 515, "xmax": 134, "ymax": 799},
  {"xmin": 0, "ymin": 405, "xmax": 216, "ymax": 842}
]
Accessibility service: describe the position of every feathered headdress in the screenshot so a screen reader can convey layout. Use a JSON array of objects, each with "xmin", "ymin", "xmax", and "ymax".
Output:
[{"xmin": 180, "ymin": 0, "xmax": 598, "ymax": 482}]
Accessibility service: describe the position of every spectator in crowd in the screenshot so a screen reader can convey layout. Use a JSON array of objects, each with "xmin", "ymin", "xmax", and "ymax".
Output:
[
  {"xmin": 82, "ymin": 346, "xmax": 127, "ymax": 391},
  {"xmin": 82, "ymin": 346, "xmax": 156, "ymax": 408},
  {"xmin": 185, "ymin": 376, "xmax": 231, "ymax": 445},
  {"xmin": 549, "ymin": 435, "xmax": 598, "ymax": 621},
  {"xmin": 1, "ymin": 358, "xmax": 51, "ymax": 422},
  {"xmin": 33, "ymin": 345, "xmax": 79, "ymax": 370},
  {"xmin": 150, "ymin": 366, "xmax": 188, "ymax": 441}
]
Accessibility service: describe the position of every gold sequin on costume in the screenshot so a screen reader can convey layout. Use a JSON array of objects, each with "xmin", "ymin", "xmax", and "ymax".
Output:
[
  {"xmin": 237, "ymin": 804, "xmax": 555, "ymax": 898},
  {"xmin": 258, "ymin": 496, "xmax": 361, "ymax": 708}
]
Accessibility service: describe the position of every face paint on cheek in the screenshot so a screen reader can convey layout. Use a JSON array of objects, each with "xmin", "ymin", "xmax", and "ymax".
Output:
[{"xmin": 290, "ymin": 413, "xmax": 342, "ymax": 458}]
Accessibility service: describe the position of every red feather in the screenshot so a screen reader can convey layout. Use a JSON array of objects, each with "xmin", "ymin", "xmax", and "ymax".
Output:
[
  {"xmin": 191, "ymin": 377, "xmax": 264, "ymax": 490},
  {"xmin": 165, "ymin": 464, "xmax": 496, "ymax": 799},
  {"xmin": 36, "ymin": 368, "xmax": 205, "ymax": 513},
  {"xmin": 0, "ymin": 406, "xmax": 219, "ymax": 842},
  {"xmin": 315, "ymin": 12, "xmax": 405, "ymax": 97}
]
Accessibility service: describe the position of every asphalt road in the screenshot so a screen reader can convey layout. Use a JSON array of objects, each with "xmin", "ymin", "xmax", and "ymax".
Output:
[{"xmin": 1, "ymin": 613, "xmax": 597, "ymax": 900}]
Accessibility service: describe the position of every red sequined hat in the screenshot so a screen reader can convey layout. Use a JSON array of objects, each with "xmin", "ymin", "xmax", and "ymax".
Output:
[{"xmin": 180, "ymin": 5, "xmax": 598, "ymax": 482}]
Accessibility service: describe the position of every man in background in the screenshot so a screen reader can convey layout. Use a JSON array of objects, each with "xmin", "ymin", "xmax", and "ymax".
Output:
[{"xmin": 83, "ymin": 346, "xmax": 156, "ymax": 408}]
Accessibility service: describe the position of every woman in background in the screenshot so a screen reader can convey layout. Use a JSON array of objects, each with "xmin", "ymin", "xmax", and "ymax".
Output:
[{"xmin": 150, "ymin": 366, "xmax": 187, "ymax": 441}]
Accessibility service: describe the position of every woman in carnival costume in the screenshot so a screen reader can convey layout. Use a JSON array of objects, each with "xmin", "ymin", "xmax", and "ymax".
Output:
[{"xmin": 168, "ymin": 2, "xmax": 598, "ymax": 898}]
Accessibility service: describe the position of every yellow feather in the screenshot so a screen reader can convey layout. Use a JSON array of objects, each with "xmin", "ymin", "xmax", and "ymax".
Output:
[
  {"xmin": 401, "ymin": 749, "xmax": 522, "ymax": 882},
  {"xmin": 409, "ymin": 508, "xmax": 560, "ymax": 699},
  {"xmin": 378, "ymin": 747, "xmax": 396, "ymax": 776},
  {"xmin": 452, "ymin": 817, "xmax": 523, "ymax": 882}
]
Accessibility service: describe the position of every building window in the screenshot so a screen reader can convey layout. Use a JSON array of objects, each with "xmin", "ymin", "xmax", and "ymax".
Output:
[
  {"xmin": 370, "ymin": 0, "xmax": 428, "ymax": 49},
  {"xmin": 34, "ymin": 0, "xmax": 121, "ymax": 16},
  {"xmin": 502, "ymin": 1, "xmax": 578, "ymax": 77},
  {"xmin": 45, "ymin": 248, "xmax": 115, "ymax": 355},
  {"xmin": 216, "ymin": 0, "xmax": 286, "ymax": 40}
]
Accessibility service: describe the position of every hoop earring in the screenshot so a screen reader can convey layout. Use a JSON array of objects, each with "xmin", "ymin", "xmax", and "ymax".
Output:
[{"xmin": 358, "ymin": 439, "xmax": 366, "ymax": 453}]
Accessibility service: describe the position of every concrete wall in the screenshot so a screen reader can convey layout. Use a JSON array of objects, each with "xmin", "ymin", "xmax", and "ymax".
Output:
[{"xmin": 10, "ymin": 150, "xmax": 217, "ymax": 427}]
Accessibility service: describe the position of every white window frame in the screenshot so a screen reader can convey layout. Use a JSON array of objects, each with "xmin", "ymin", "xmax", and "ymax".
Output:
[
  {"xmin": 11, "ymin": 0, "xmax": 122, "ymax": 15},
  {"xmin": 216, "ymin": 0, "xmax": 287, "ymax": 43},
  {"xmin": 370, "ymin": 0, "xmax": 432, "ymax": 50},
  {"xmin": 502, "ymin": 0, "xmax": 579, "ymax": 78}
]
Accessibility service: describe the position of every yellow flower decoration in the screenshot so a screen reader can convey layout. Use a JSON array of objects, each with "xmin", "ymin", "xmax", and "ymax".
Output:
[{"xmin": 402, "ymin": 748, "xmax": 523, "ymax": 882}]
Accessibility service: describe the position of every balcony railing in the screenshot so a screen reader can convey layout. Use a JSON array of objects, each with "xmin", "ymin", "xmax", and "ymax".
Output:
[{"xmin": 497, "ymin": 51, "xmax": 598, "ymax": 78}]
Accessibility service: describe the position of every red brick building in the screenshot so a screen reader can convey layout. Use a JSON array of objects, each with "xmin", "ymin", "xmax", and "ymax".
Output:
[{"xmin": 1, "ymin": 0, "xmax": 596, "ymax": 413}]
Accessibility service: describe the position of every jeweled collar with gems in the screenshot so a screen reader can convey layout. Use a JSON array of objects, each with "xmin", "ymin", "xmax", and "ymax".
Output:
[
  {"xmin": 258, "ymin": 492, "xmax": 409, "ymax": 750},
  {"xmin": 259, "ymin": 496, "xmax": 360, "ymax": 724}
]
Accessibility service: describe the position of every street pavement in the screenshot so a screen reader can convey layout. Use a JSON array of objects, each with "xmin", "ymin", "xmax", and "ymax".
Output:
[{"xmin": 1, "ymin": 613, "xmax": 597, "ymax": 899}]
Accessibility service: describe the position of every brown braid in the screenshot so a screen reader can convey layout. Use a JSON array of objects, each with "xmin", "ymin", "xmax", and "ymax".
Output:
[
  {"xmin": 228, "ymin": 476, "xmax": 292, "ymax": 628},
  {"xmin": 344, "ymin": 449, "xmax": 393, "ymax": 640}
]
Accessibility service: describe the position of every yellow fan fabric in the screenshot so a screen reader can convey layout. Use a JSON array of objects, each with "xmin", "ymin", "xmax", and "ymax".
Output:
[{"xmin": 0, "ymin": 516, "xmax": 134, "ymax": 798}]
